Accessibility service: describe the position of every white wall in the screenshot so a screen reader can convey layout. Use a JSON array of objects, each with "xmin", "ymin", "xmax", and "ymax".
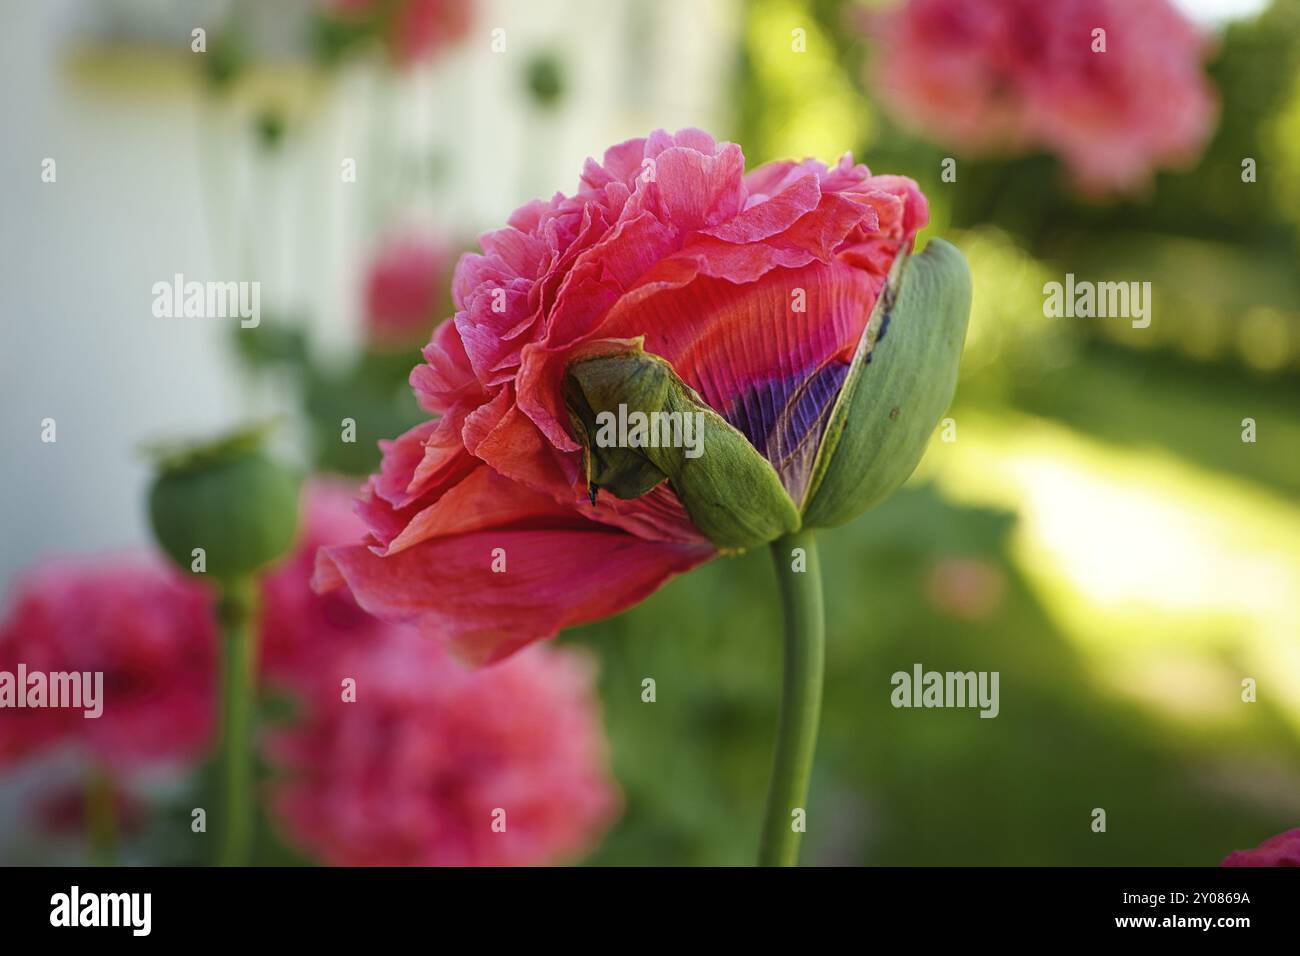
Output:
[{"xmin": 0, "ymin": 0, "xmax": 738, "ymax": 592}]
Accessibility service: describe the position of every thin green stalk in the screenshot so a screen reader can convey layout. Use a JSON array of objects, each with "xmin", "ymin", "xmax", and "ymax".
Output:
[
  {"xmin": 759, "ymin": 529, "xmax": 825, "ymax": 867},
  {"xmin": 84, "ymin": 764, "xmax": 118, "ymax": 866},
  {"xmin": 216, "ymin": 579, "xmax": 258, "ymax": 867}
]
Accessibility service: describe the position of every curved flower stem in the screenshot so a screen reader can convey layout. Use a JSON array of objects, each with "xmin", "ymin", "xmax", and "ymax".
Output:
[
  {"xmin": 759, "ymin": 529, "xmax": 825, "ymax": 866},
  {"xmin": 216, "ymin": 578, "xmax": 258, "ymax": 867}
]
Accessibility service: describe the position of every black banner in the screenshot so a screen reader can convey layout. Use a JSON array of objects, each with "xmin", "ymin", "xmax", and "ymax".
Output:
[{"xmin": 0, "ymin": 866, "xmax": 1290, "ymax": 941}]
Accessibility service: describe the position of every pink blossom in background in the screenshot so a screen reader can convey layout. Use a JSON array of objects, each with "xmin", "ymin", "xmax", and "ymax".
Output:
[
  {"xmin": 0, "ymin": 485, "xmax": 369, "ymax": 774},
  {"xmin": 262, "ymin": 482, "xmax": 620, "ymax": 867},
  {"xmin": 867, "ymin": 0, "xmax": 1218, "ymax": 194},
  {"xmin": 259, "ymin": 481, "xmax": 390, "ymax": 689},
  {"xmin": 318, "ymin": 128, "xmax": 929, "ymax": 665},
  {"xmin": 264, "ymin": 630, "xmax": 619, "ymax": 866},
  {"xmin": 363, "ymin": 229, "xmax": 454, "ymax": 349},
  {"xmin": 328, "ymin": 0, "xmax": 473, "ymax": 66},
  {"xmin": 0, "ymin": 559, "xmax": 215, "ymax": 772},
  {"xmin": 1221, "ymin": 828, "xmax": 1300, "ymax": 866},
  {"xmin": 0, "ymin": 486, "xmax": 620, "ymax": 866},
  {"xmin": 925, "ymin": 557, "xmax": 1006, "ymax": 621}
]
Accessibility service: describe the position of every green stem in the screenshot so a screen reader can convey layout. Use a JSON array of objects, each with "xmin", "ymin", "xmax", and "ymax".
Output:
[
  {"xmin": 216, "ymin": 579, "xmax": 258, "ymax": 867},
  {"xmin": 84, "ymin": 764, "xmax": 118, "ymax": 866},
  {"xmin": 759, "ymin": 529, "xmax": 825, "ymax": 867}
]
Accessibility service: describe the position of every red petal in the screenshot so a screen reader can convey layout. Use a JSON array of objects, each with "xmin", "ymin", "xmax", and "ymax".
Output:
[{"xmin": 316, "ymin": 512, "xmax": 712, "ymax": 666}]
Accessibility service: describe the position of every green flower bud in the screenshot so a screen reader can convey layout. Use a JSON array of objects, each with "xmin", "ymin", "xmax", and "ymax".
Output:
[
  {"xmin": 147, "ymin": 425, "xmax": 302, "ymax": 582},
  {"xmin": 801, "ymin": 238, "xmax": 972, "ymax": 528},
  {"xmin": 564, "ymin": 346, "xmax": 800, "ymax": 552}
]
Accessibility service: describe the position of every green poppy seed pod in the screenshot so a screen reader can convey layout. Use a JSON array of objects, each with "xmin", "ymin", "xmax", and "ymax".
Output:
[
  {"xmin": 801, "ymin": 238, "xmax": 972, "ymax": 528},
  {"xmin": 147, "ymin": 426, "xmax": 302, "ymax": 582}
]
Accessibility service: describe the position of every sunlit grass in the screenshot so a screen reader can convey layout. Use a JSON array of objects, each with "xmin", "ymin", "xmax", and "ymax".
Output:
[
  {"xmin": 742, "ymin": 0, "xmax": 870, "ymax": 164},
  {"xmin": 922, "ymin": 408, "xmax": 1300, "ymax": 733}
]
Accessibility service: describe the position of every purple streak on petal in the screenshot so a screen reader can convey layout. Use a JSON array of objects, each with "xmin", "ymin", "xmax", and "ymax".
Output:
[{"xmin": 724, "ymin": 360, "xmax": 850, "ymax": 506}]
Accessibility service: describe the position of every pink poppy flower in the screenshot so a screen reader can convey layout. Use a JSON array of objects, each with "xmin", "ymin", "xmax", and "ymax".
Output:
[
  {"xmin": 0, "ymin": 484, "xmax": 619, "ymax": 865},
  {"xmin": 1221, "ymin": 828, "xmax": 1300, "ymax": 867},
  {"xmin": 363, "ymin": 229, "xmax": 454, "ymax": 350},
  {"xmin": 0, "ymin": 483, "xmax": 366, "ymax": 774},
  {"xmin": 867, "ymin": 0, "xmax": 1217, "ymax": 194},
  {"xmin": 317, "ymin": 128, "xmax": 930, "ymax": 665},
  {"xmin": 0, "ymin": 559, "xmax": 215, "ymax": 772},
  {"xmin": 264, "ymin": 628, "xmax": 619, "ymax": 866}
]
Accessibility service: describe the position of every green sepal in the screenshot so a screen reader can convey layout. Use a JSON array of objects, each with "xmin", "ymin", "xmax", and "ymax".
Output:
[
  {"xmin": 564, "ymin": 345, "xmax": 800, "ymax": 552},
  {"xmin": 801, "ymin": 238, "xmax": 972, "ymax": 528}
]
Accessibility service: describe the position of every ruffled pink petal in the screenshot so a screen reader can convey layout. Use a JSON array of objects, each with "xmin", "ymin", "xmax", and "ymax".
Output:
[
  {"xmin": 462, "ymin": 385, "xmax": 579, "ymax": 489},
  {"xmin": 410, "ymin": 319, "xmax": 484, "ymax": 415},
  {"xmin": 703, "ymin": 166, "xmax": 822, "ymax": 243},
  {"xmin": 364, "ymin": 413, "xmax": 471, "ymax": 507},
  {"xmin": 541, "ymin": 210, "xmax": 680, "ymax": 350},
  {"xmin": 381, "ymin": 464, "xmax": 561, "ymax": 556},
  {"xmin": 645, "ymin": 143, "xmax": 746, "ymax": 233},
  {"xmin": 317, "ymin": 521, "xmax": 713, "ymax": 666}
]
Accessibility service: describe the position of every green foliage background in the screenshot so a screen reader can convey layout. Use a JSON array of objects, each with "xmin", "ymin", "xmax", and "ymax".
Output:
[{"xmin": 563, "ymin": 0, "xmax": 1300, "ymax": 865}]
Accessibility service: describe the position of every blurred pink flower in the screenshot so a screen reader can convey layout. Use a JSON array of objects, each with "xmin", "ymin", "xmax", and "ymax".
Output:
[
  {"xmin": 1221, "ymin": 828, "xmax": 1300, "ymax": 867},
  {"xmin": 262, "ymin": 482, "xmax": 619, "ymax": 866},
  {"xmin": 265, "ymin": 629, "xmax": 619, "ymax": 866},
  {"xmin": 363, "ymin": 229, "xmax": 454, "ymax": 350},
  {"xmin": 0, "ymin": 485, "xmax": 366, "ymax": 775},
  {"xmin": 318, "ymin": 127, "xmax": 929, "ymax": 665},
  {"xmin": 0, "ymin": 559, "xmax": 215, "ymax": 772},
  {"xmin": 1, "ymin": 485, "xmax": 620, "ymax": 867},
  {"xmin": 925, "ymin": 557, "xmax": 1005, "ymax": 621},
  {"xmin": 328, "ymin": 0, "xmax": 473, "ymax": 66},
  {"xmin": 259, "ymin": 481, "xmax": 390, "ymax": 688},
  {"xmin": 867, "ymin": 0, "xmax": 1217, "ymax": 194}
]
